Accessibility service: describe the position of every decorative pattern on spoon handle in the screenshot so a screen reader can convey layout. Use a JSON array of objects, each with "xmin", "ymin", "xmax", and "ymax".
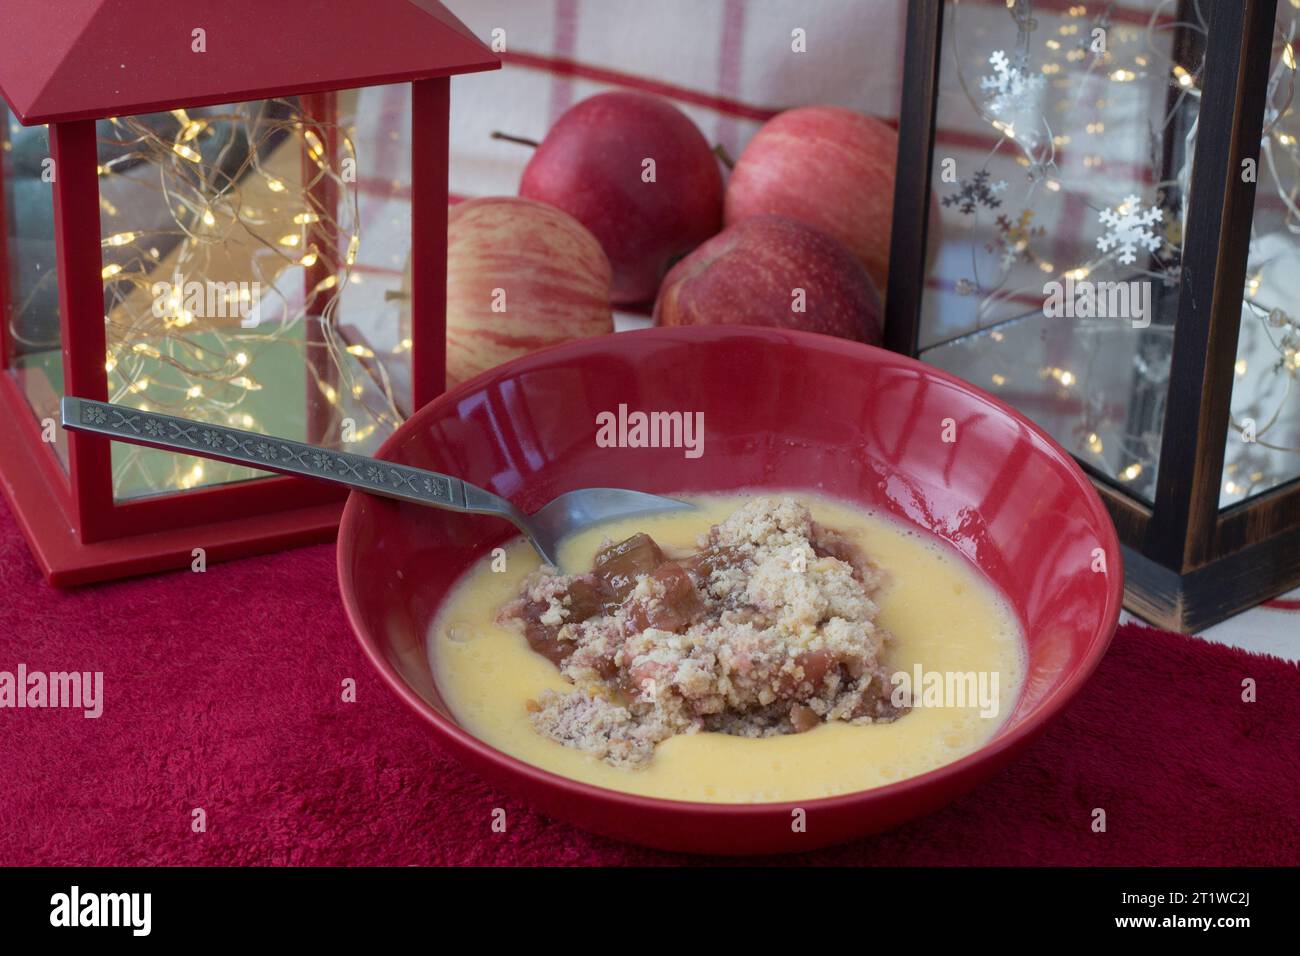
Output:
[{"xmin": 61, "ymin": 397, "xmax": 465, "ymax": 509}]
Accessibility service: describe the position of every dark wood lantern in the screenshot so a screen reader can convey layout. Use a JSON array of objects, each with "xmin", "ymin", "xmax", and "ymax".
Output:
[{"xmin": 886, "ymin": 0, "xmax": 1298, "ymax": 631}]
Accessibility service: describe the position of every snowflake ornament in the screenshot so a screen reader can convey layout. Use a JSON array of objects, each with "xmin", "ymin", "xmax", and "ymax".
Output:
[
  {"xmin": 1096, "ymin": 195, "xmax": 1163, "ymax": 265},
  {"xmin": 988, "ymin": 209, "xmax": 1045, "ymax": 269},
  {"xmin": 942, "ymin": 169, "xmax": 1008, "ymax": 215},
  {"xmin": 980, "ymin": 50, "xmax": 1046, "ymax": 118}
]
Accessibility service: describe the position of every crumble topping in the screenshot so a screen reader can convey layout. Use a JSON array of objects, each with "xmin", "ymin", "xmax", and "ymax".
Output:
[{"xmin": 497, "ymin": 496, "xmax": 906, "ymax": 767}]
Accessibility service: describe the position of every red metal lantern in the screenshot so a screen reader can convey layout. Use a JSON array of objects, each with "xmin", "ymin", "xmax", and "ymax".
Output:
[{"xmin": 0, "ymin": 0, "xmax": 498, "ymax": 584}]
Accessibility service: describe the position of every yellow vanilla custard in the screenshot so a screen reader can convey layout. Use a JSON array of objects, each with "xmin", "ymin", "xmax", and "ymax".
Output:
[{"xmin": 428, "ymin": 494, "xmax": 1025, "ymax": 804}]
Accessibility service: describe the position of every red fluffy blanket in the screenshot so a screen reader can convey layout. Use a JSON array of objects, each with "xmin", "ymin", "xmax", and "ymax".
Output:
[{"xmin": 0, "ymin": 501, "xmax": 1295, "ymax": 865}]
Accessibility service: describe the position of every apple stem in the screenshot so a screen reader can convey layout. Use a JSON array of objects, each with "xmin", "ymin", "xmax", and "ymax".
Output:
[
  {"xmin": 713, "ymin": 143, "xmax": 736, "ymax": 170},
  {"xmin": 492, "ymin": 131, "xmax": 541, "ymax": 149}
]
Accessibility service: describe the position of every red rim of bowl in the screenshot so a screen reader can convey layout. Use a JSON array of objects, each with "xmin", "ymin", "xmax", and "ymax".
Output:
[{"xmin": 338, "ymin": 326, "xmax": 1125, "ymax": 818}]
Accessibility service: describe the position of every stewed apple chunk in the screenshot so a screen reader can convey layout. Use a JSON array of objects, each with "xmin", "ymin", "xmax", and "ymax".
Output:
[
  {"xmin": 625, "ymin": 563, "xmax": 705, "ymax": 634},
  {"xmin": 594, "ymin": 532, "xmax": 664, "ymax": 600}
]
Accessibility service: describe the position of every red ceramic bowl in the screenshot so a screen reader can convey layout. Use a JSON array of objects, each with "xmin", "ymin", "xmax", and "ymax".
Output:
[{"xmin": 338, "ymin": 326, "xmax": 1122, "ymax": 855}]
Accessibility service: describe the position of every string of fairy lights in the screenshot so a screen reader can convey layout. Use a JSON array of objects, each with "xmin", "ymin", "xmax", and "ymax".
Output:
[
  {"xmin": 942, "ymin": 0, "xmax": 1299, "ymax": 505},
  {"xmin": 1230, "ymin": 9, "xmax": 1300, "ymax": 499},
  {"xmin": 94, "ymin": 98, "xmax": 404, "ymax": 495}
]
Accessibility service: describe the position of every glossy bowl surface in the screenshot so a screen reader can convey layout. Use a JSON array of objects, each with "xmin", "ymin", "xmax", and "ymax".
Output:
[{"xmin": 338, "ymin": 326, "xmax": 1122, "ymax": 854}]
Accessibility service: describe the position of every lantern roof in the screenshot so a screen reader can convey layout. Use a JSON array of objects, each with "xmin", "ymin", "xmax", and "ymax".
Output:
[{"xmin": 0, "ymin": 0, "xmax": 499, "ymax": 125}]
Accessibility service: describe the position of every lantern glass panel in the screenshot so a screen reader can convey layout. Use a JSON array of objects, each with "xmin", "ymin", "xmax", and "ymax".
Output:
[
  {"xmin": 1221, "ymin": 4, "xmax": 1300, "ymax": 510},
  {"xmin": 916, "ymin": 0, "xmax": 1200, "ymax": 506},
  {"xmin": 2, "ymin": 106, "xmax": 67, "ymax": 469},
  {"xmin": 97, "ymin": 86, "xmax": 413, "ymax": 500}
]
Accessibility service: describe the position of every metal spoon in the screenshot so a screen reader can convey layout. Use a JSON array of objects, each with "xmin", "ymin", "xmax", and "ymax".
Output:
[{"xmin": 60, "ymin": 397, "xmax": 692, "ymax": 568}]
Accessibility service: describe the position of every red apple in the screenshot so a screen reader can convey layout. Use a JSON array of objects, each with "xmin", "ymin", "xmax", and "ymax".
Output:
[
  {"xmin": 652, "ymin": 215, "xmax": 882, "ymax": 344},
  {"xmin": 518, "ymin": 92, "xmax": 723, "ymax": 305},
  {"xmin": 446, "ymin": 197, "xmax": 613, "ymax": 388},
  {"xmin": 724, "ymin": 106, "xmax": 898, "ymax": 295}
]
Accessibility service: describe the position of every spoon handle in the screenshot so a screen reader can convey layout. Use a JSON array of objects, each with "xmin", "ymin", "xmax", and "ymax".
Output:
[{"xmin": 60, "ymin": 396, "xmax": 507, "ymax": 515}]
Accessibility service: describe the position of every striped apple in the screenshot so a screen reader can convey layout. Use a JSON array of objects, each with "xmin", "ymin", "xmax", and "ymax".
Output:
[
  {"xmin": 446, "ymin": 197, "xmax": 613, "ymax": 388},
  {"xmin": 724, "ymin": 107, "xmax": 898, "ymax": 297},
  {"xmin": 653, "ymin": 215, "xmax": 882, "ymax": 345}
]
